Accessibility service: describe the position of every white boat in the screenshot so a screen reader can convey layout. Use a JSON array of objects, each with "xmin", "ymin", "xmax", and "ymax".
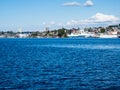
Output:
[
  {"xmin": 68, "ymin": 32, "xmax": 94, "ymax": 38},
  {"xmin": 79, "ymin": 33, "xmax": 94, "ymax": 38},
  {"xmin": 67, "ymin": 33, "xmax": 80, "ymax": 37},
  {"xmin": 99, "ymin": 34, "xmax": 118, "ymax": 38}
]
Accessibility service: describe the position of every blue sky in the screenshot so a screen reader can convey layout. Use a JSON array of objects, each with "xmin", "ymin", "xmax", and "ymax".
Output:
[{"xmin": 0, "ymin": 0, "xmax": 120, "ymax": 31}]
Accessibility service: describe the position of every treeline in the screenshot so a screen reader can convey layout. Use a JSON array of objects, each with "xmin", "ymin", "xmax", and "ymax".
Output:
[{"xmin": 0, "ymin": 24, "xmax": 120, "ymax": 38}]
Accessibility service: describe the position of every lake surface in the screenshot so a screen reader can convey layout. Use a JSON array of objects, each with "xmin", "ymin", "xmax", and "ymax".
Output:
[{"xmin": 0, "ymin": 38, "xmax": 120, "ymax": 90}]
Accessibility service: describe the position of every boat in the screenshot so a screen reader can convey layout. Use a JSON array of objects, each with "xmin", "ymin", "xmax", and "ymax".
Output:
[
  {"xmin": 99, "ymin": 34, "xmax": 118, "ymax": 38},
  {"xmin": 68, "ymin": 29, "xmax": 94, "ymax": 38}
]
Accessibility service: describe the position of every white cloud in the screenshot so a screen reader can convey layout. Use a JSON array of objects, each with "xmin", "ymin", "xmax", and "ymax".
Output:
[
  {"xmin": 84, "ymin": 0, "xmax": 93, "ymax": 6},
  {"xmin": 66, "ymin": 20, "xmax": 78, "ymax": 25},
  {"xmin": 90, "ymin": 13, "xmax": 119, "ymax": 23},
  {"xmin": 41, "ymin": 13, "xmax": 119, "ymax": 29},
  {"xmin": 62, "ymin": 2, "xmax": 80, "ymax": 6},
  {"xmin": 57, "ymin": 23, "xmax": 63, "ymax": 26},
  {"xmin": 42, "ymin": 21, "xmax": 56, "ymax": 27},
  {"xmin": 42, "ymin": 22, "xmax": 46, "ymax": 25},
  {"xmin": 66, "ymin": 13, "xmax": 119, "ymax": 26},
  {"xmin": 50, "ymin": 21, "xmax": 55, "ymax": 25}
]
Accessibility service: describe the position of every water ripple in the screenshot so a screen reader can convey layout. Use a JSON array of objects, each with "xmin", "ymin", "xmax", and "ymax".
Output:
[
  {"xmin": 35, "ymin": 44, "xmax": 120, "ymax": 50},
  {"xmin": 0, "ymin": 38, "xmax": 120, "ymax": 90}
]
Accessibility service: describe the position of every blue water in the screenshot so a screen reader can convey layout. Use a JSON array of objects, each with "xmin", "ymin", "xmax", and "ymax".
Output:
[{"xmin": 0, "ymin": 38, "xmax": 120, "ymax": 90}]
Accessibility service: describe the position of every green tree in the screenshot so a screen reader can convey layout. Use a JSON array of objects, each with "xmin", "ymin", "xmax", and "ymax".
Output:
[
  {"xmin": 57, "ymin": 28, "xmax": 67, "ymax": 38},
  {"xmin": 100, "ymin": 28, "xmax": 105, "ymax": 33}
]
